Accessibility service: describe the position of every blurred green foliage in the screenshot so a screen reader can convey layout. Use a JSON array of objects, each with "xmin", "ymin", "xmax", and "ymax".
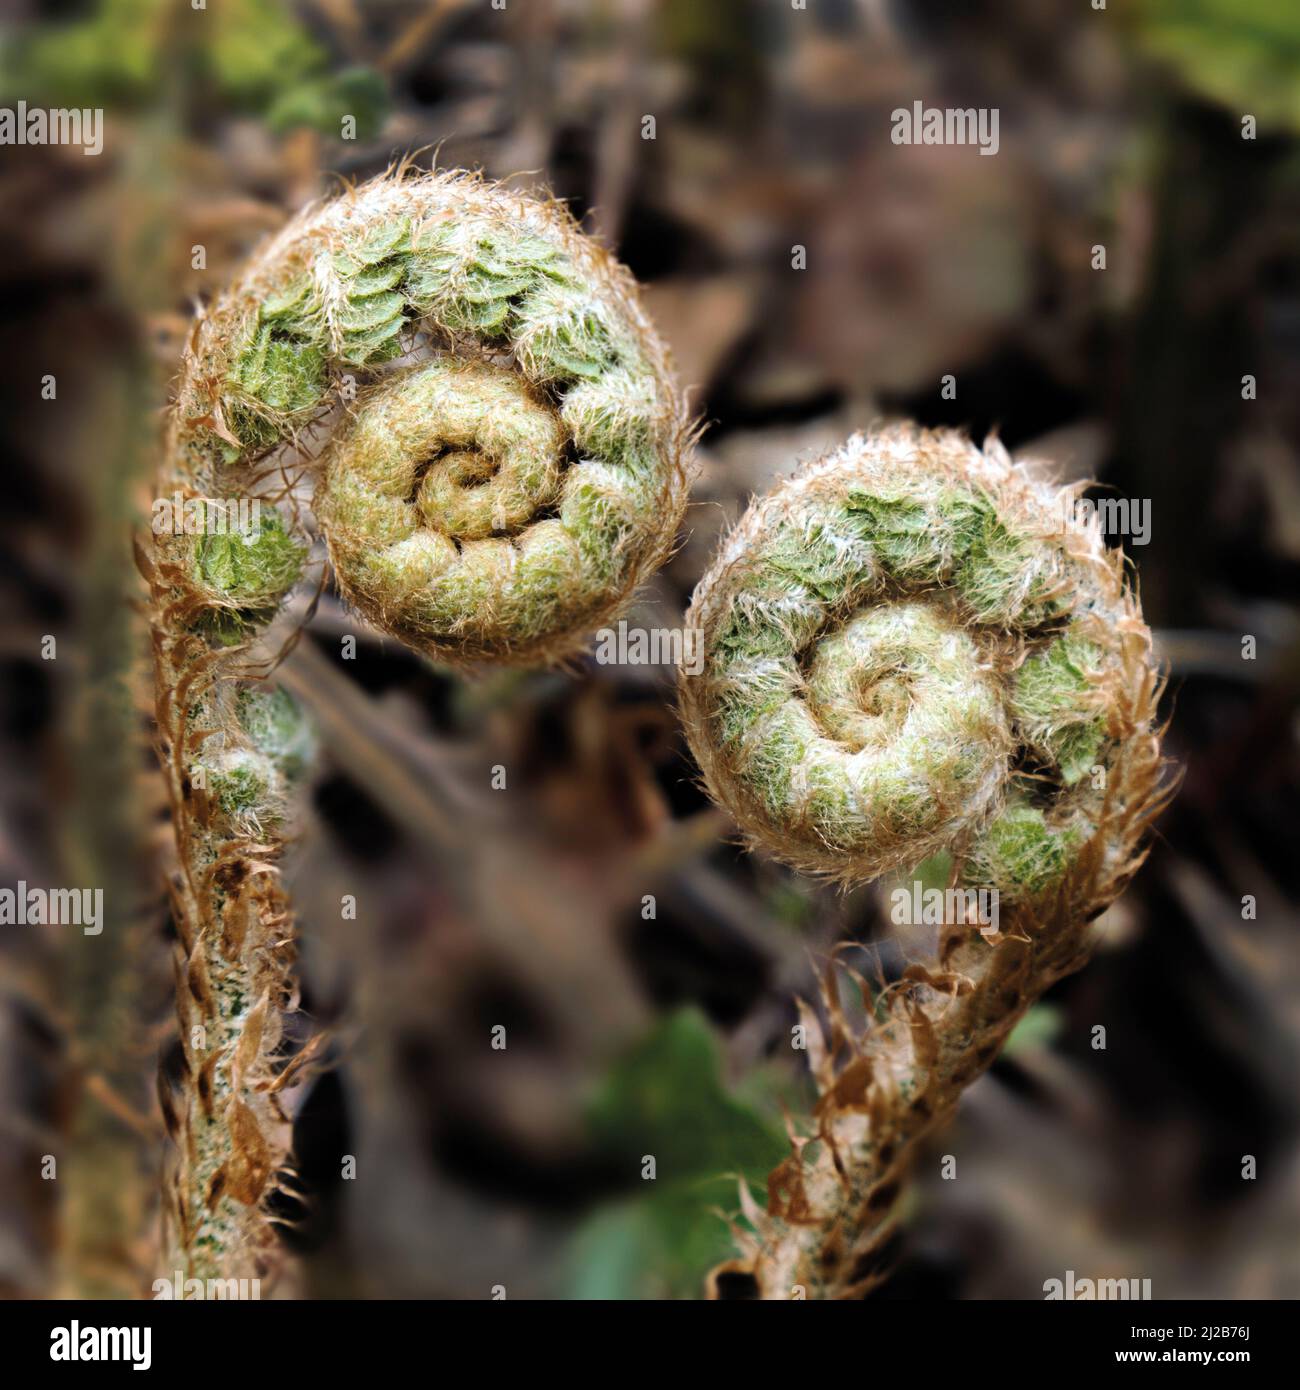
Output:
[
  {"xmin": 763, "ymin": 877, "xmax": 816, "ymax": 930},
  {"xmin": 0, "ymin": 0, "xmax": 388, "ymax": 137},
  {"xmin": 568, "ymin": 1008, "xmax": 788, "ymax": 1298},
  {"xmin": 266, "ymin": 66, "xmax": 389, "ymax": 138},
  {"xmin": 1001, "ymin": 1002, "xmax": 1064, "ymax": 1057},
  {"xmin": 1134, "ymin": 0, "xmax": 1300, "ymax": 131},
  {"xmin": 568, "ymin": 917, "xmax": 1065, "ymax": 1296}
]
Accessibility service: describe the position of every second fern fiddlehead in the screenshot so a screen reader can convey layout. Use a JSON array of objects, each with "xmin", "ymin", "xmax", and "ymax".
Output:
[
  {"xmin": 680, "ymin": 426, "xmax": 1170, "ymax": 1299},
  {"xmin": 150, "ymin": 167, "xmax": 692, "ymax": 1283}
]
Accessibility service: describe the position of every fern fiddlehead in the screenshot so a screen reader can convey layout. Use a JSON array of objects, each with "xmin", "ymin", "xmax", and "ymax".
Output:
[
  {"xmin": 175, "ymin": 168, "xmax": 691, "ymax": 665},
  {"xmin": 148, "ymin": 168, "xmax": 691, "ymax": 1282},
  {"xmin": 679, "ymin": 426, "xmax": 1170, "ymax": 1299}
]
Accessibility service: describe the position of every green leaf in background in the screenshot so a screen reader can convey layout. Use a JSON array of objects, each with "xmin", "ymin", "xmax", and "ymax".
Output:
[
  {"xmin": 1132, "ymin": 0, "xmax": 1300, "ymax": 133},
  {"xmin": 209, "ymin": 0, "xmax": 327, "ymax": 108},
  {"xmin": 763, "ymin": 876, "xmax": 816, "ymax": 930},
  {"xmin": 266, "ymin": 67, "xmax": 390, "ymax": 140},
  {"xmin": 568, "ymin": 1007, "xmax": 788, "ymax": 1299},
  {"xmin": 0, "ymin": 0, "xmax": 164, "ymax": 107},
  {"xmin": 0, "ymin": 0, "xmax": 387, "ymax": 136},
  {"xmin": 1001, "ymin": 1002, "xmax": 1064, "ymax": 1058}
]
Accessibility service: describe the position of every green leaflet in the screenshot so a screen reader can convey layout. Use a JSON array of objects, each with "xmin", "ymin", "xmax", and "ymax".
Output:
[{"xmin": 566, "ymin": 1009, "xmax": 788, "ymax": 1299}]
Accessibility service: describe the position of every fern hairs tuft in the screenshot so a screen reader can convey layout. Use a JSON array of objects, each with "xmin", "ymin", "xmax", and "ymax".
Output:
[
  {"xmin": 147, "ymin": 166, "xmax": 692, "ymax": 1281},
  {"xmin": 679, "ymin": 426, "xmax": 1171, "ymax": 1299}
]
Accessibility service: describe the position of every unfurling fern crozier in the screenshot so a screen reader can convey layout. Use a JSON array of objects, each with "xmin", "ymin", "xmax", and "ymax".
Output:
[
  {"xmin": 149, "ymin": 168, "xmax": 692, "ymax": 1281},
  {"xmin": 680, "ymin": 427, "xmax": 1169, "ymax": 1299},
  {"xmin": 172, "ymin": 169, "xmax": 692, "ymax": 666}
]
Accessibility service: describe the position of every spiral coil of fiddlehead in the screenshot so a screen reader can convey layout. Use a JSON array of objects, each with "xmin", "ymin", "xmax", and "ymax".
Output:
[
  {"xmin": 682, "ymin": 425, "xmax": 1156, "ymax": 903},
  {"xmin": 149, "ymin": 167, "xmax": 692, "ymax": 1281},
  {"xmin": 170, "ymin": 167, "xmax": 692, "ymax": 666},
  {"xmin": 680, "ymin": 426, "xmax": 1170, "ymax": 1299}
]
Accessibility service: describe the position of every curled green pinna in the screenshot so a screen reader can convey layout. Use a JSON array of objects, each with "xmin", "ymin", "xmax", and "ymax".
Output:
[{"xmin": 681, "ymin": 426, "xmax": 1160, "ymax": 910}]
